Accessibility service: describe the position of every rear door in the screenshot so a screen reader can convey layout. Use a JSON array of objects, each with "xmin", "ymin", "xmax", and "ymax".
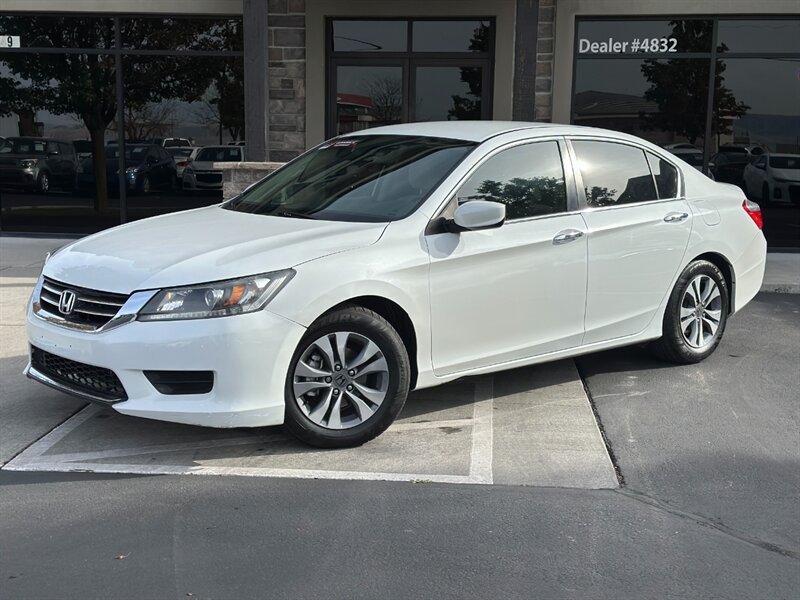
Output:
[
  {"xmin": 570, "ymin": 139, "xmax": 692, "ymax": 344},
  {"xmin": 427, "ymin": 139, "xmax": 587, "ymax": 375}
]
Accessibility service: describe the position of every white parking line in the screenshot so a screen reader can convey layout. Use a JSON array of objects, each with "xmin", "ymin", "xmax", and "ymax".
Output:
[{"xmin": 4, "ymin": 382, "xmax": 497, "ymax": 485}]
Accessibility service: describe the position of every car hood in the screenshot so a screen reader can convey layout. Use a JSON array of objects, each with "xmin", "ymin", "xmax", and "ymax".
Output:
[
  {"xmin": 44, "ymin": 205, "xmax": 388, "ymax": 293},
  {"xmin": 0, "ymin": 153, "xmax": 46, "ymax": 163}
]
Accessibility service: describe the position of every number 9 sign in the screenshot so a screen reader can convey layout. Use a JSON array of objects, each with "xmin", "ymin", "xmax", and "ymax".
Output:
[{"xmin": 4, "ymin": 35, "xmax": 21, "ymax": 48}]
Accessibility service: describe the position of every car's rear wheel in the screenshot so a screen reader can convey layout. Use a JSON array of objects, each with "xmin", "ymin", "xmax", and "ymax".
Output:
[
  {"xmin": 652, "ymin": 260, "xmax": 729, "ymax": 364},
  {"xmin": 283, "ymin": 306, "xmax": 410, "ymax": 448}
]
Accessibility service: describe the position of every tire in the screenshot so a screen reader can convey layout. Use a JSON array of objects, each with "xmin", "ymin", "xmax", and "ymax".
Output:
[
  {"xmin": 141, "ymin": 175, "xmax": 151, "ymax": 194},
  {"xmin": 283, "ymin": 305, "xmax": 410, "ymax": 448},
  {"xmin": 651, "ymin": 260, "xmax": 729, "ymax": 364},
  {"xmin": 36, "ymin": 172, "xmax": 49, "ymax": 193}
]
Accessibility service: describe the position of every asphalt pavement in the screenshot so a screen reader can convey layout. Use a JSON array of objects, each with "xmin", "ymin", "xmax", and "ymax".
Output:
[{"xmin": 1, "ymin": 236, "xmax": 798, "ymax": 599}]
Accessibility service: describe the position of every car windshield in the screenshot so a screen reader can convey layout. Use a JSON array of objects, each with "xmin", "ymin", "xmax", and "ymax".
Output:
[
  {"xmin": 0, "ymin": 139, "xmax": 47, "ymax": 154},
  {"xmin": 105, "ymin": 146, "xmax": 149, "ymax": 161},
  {"xmin": 224, "ymin": 135, "xmax": 476, "ymax": 222},
  {"xmin": 769, "ymin": 156, "xmax": 800, "ymax": 170},
  {"xmin": 168, "ymin": 148, "xmax": 194, "ymax": 158},
  {"xmin": 196, "ymin": 147, "xmax": 241, "ymax": 162}
]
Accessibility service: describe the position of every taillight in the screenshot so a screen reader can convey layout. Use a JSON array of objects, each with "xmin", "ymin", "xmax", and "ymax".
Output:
[
  {"xmin": 742, "ymin": 198, "xmax": 763, "ymax": 229},
  {"xmin": 177, "ymin": 161, "xmax": 188, "ymax": 167}
]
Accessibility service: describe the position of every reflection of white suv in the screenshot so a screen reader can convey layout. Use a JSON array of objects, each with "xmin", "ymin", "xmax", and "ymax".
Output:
[
  {"xmin": 743, "ymin": 154, "xmax": 800, "ymax": 206},
  {"xmin": 183, "ymin": 146, "xmax": 245, "ymax": 191}
]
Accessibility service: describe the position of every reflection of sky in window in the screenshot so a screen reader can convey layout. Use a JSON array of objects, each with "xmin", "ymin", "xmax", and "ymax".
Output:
[
  {"xmin": 0, "ymin": 60, "xmax": 240, "ymax": 145},
  {"xmin": 415, "ymin": 67, "xmax": 476, "ymax": 121}
]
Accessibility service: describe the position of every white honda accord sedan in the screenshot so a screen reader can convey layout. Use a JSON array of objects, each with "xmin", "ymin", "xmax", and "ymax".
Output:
[{"xmin": 26, "ymin": 122, "xmax": 767, "ymax": 447}]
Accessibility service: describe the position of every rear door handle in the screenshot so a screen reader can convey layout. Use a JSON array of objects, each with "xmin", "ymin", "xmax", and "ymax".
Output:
[
  {"xmin": 553, "ymin": 229, "xmax": 585, "ymax": 245},
  {"xmin": 664, "ymin": 212, "xmax": 689, "ymax": 223}
]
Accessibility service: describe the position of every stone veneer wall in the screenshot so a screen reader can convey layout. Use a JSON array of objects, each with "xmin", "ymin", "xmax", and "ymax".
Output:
[
  {"xmin": 534, "ymin": 0, "xmax": 556, "ymax": 121},
  {"xmin": 268, "ymin": 0, "xmax": 306, "ymax": 161},
  {"xmin": 218, "ymin": 162, "xmax": 285, "ymax": 199}
]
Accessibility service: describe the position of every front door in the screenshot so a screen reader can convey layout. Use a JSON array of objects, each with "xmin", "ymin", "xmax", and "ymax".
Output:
[
  {"xmin": 427, "ymin": 140, "xmax": 587, "ymax": 376},
  {"xmin": 570, "ymin": 139, "xmax": 693, "ymax": 344}
]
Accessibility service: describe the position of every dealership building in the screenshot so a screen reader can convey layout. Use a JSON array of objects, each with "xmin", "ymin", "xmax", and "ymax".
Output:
[{"xmin": 0, "ymin": 0, "xmax": 798, "ymax": 246}]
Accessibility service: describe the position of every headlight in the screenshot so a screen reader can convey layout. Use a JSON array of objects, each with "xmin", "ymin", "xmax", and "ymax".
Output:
[
  {"xmin": 20, "ymin": 159, "xmax": 38, "ymax": 169},
  {"xmin": 125, "ymin": 166, "xmax": 140, "ymax": 174},
  {"xmin": 137, "ymin": 270, "xmax": 295, "ymax": 321}
]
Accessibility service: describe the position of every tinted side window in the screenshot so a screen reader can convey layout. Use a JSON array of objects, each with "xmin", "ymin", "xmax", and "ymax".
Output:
[
  {"xmin": 573, "ymin": 141, "xmax": 658, "ymax": 207},
  {"xmin": 46, "ymin": 141, "xmax": 59, "ymax": 154},
  {"xmin": 456, "ymin": 141, "xmax": 567, "ymax": 220},
  {"xmin": 646, "ymin": 152, "xmax": 679, "ymax": 199}
]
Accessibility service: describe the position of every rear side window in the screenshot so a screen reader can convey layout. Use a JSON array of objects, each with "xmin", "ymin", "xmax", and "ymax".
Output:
[
  {"xmin": 572, "ymin": 141, "xmax": 658, "ymax": 207},
  {"xmin": 646, "ymin": 152, "xmax": 679, "ymax": 199},
  {"xmin": 456, "ymin": 141, "xmax": 567, "ymax": 220}
]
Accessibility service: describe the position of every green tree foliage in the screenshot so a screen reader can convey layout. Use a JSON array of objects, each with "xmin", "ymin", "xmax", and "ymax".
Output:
[{"xmin": 640, "ymin": 20, "xmax": 749, "ymax": 144}]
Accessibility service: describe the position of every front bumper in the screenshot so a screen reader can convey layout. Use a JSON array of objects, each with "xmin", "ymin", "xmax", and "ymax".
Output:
[
  {"xmin": 0, "ymin": 166, "xmax": 37, "ymax": 188},
  {"xmin": 26, "ymin": 304, "xmax": 307, "ymax": 428}
]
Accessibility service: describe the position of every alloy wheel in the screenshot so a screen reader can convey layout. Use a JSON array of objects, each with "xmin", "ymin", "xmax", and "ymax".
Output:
[
  {"xmin": 292, "ymin": 331, "xmax": 390, "ymax": 430},
  {"xmin": 680, "ymin": 274, "xmax": 723, "ymax": 349}
]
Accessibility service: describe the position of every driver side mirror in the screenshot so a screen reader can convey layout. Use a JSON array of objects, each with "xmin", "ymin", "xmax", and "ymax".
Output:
[{"xmin": 446, "ymin": 200, "xmax": 506, "ymax": 233}]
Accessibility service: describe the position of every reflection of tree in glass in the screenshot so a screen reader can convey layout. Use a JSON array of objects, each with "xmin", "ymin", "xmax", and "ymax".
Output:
[
  {"xmin": 0, "ymin": 16, "xmax": 242, "ymax": 210},
  {"xmin": 466, "ymin": 176, "xmax": 566, "ymax": 219},
  {"xmin": 447, "ymin": 23, "xmax": 488, "ymax": 120},
  {"xmin": 366, "ymin": 76, "xmax": 402, "ymax": 125},
  {"xmin": 116, "ymin": 102, "xmax": 177, "ymax": 141},
  {"xmin": 584, "ymin": 186, "xmax": 618, "ymax": 207},
  {"xmin": 640, "ymin": 20, "xmax": 749, "ymax": 145}
]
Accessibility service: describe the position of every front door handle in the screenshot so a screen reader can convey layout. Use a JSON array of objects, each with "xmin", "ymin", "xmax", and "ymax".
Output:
[
  {"xmin": 553, "ymin": 229, "xmax": 585, "ymax": 245},
  {"xmin": 664, "ymin": 212, "xmax": 689, "ymax": 223}
]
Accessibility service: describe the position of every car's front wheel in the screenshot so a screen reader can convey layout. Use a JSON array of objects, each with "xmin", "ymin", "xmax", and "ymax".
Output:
[
  {"xmin": 652, "ymin": 260, "xmax": 729, "ymax": 364},
  {"xmin": 35, "ymin": 172, "xmax": 49, "ymax": 193},
  {"xmin": 283, "ymin": 306, "xmax": 410, "ymax": 448}
]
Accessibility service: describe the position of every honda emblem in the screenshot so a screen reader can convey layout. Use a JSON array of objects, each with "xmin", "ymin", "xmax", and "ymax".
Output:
[{"xmin": 58, "ymin": 290, "xmax": 77, "ymax": 315}]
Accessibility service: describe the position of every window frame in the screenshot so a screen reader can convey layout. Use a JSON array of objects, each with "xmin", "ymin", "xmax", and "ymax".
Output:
[
  {"xmin": 565, "ymin": 136, "xmax": 685, "ymax": 212},
  {"xmin": 326, "ymin": 17, "xmax": 496, "ymax": 138},
  {"xmin": 428, "ymin": 137, "xmax": 581, "ymax": 229}
]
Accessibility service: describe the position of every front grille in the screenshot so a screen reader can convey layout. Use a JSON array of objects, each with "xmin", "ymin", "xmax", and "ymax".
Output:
[
  {"xmin": 789, "ymin": 186, "xmax": 800, "ymax": 203},
  {"xmin": 39, "ymin": 277, "xmax": 129, "ymax": 330},
  {"xmin": 196, "ymin": 172, "xmax": 222, "ymax": 184},
  {"xmin": 31, "ymin": 346, "xmax": 127, "ymax": 401}
]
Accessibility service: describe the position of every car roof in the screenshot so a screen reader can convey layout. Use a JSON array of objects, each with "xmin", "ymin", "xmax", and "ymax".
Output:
[{"xmin": 338, "ymin": 121, "xmax": 657, "ymax": 144}]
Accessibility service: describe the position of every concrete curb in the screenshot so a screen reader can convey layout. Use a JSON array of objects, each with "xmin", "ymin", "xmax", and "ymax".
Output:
[{"xmin": 760, "ymin": 284, "xmax": 800, "ymax": 294}]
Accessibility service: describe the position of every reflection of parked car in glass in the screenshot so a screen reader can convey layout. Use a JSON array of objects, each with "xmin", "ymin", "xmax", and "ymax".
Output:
[
  {"xmin": 72, "ymin": 140, "xmax": 93, "ymax": 160},
  {"xmin": 663, "ymin": 143, "xmax": 699, "ymax": 151},
  {"xmin": 719, "ymin": 144, "xmax": 765, "ymax": 157},
  {"xmin": 167, "ymin": 147, "xmax": 201, "ymax": 180},
  {"xmin": 710, "ymin": 151, "xmax": 752, "ymax": 186},
  {"xmin": 743, "ymin": 154, "xmax": 800, "ymax": 205},
  {"xmin": 183, "ymin": 145, "xmax": 245, "ymax": 191},
  {"xmin": 150, "ymin": 137, "xmax": 193, "ymax": 148},
  {"xmin": 664, "ymin": 147, "xmax": 713, "ymax": 179},
  {"xmin": 77, "ymin": 144, "xmax": 177, "ymax": 195},
  {"xmin": 0, "ymin": 137, "xmax": 78, "ymax": 193}
]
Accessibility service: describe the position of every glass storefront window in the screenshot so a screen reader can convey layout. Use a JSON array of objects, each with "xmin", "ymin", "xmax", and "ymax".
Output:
[
  {"xmin": 121, "ymin": 17, "xmax": 243, "ymax": 52},
  {"xmin": 335, "ymin": 65, "xmax": 404, "ymax": 135},
  {"xmin": 573, "ymin": 58, "xmax": 709, "ymax": 151},
  {"xmin": 412, "ymin": 20, "xmax": 491, "ymax": 53},
  {"xmin": 415, "ymin": 66, "xmax": 484, "ymax": 121},
  {"xmin": 0, "ymin": 15, "xmax": 114, "ymax": 48},
  {"xmin": 717, "ymin": 19, "xmax": 800, "ymax": 54},
  {"xmin": 1, "ymin": 15, "xmax": 243, "ymax": 234},
  {"xmin": 576, "ymin": 19, "xmax": 714, "ymax": 55},
  {"xmin": 332, "ymin": 21, "xmax": 407, "ymax": 52},
  {"xmin": 328, "ymin": 18, "xmax": 494, "ymax": 137}
]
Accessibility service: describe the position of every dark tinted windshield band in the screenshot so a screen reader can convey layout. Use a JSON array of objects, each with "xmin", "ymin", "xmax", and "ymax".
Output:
[{"xmin": 224, "ymin": 135, "xmax": 477, "ymax": 223}]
